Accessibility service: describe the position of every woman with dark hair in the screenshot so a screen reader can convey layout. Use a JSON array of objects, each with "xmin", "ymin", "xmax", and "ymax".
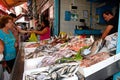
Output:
[
  {"xmin": 0, "ymin": 16, "xmax": 17, "ymax": 73},
  {"xmin": 32, "ymin": 20, "xmax": 50, "ymax": 40}
]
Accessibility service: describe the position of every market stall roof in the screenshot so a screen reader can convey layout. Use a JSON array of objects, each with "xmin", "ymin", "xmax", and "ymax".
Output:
[
  {"xmin": 15, "ymin": 16, "xmax": 29, "ymax": 23},
  {"xmin": 0, "ymin": 0, "xmax": 27, "ymax": 10}
]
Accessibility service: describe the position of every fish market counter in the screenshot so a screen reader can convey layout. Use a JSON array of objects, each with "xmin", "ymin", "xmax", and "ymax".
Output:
[
  {"xmin": 84, "ymin": 58, "xmax": 120, "ymax": 80},
  {"xmin": 10, "ymin": 42, "xmax": 120, "ymax": 80},
  {"xmin": 87, "ymin": 60, "xmax": 120, "ymax": 80}
]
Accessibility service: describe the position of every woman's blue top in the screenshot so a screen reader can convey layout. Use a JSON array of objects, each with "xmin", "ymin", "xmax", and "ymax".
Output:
[{"xmin": 0, "ymin": 30, "xmax": 16, "ymax": 61}]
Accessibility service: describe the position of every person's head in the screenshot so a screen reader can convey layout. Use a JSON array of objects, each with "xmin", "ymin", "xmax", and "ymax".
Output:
[
  {"xmin": 37, "ymin": 24, "xmax": 41, "ymax": 31},
  {"xmin": 41, "ymin": 20, "xmax": 49, "ymax": 27},
  {"xmin": 30, "ymin": 27, "xmax": 34, "ymax": 30},
  {"xmin": 9, "ymin": 13, "xmax": 17, "ymax": 21},
  {"xmin": 0, "ymin": 39, "xmax": 4, "ymax": 53},
  {"xmin": 0, "ymin": 16, "xmax": 14, "ymax": 29},
  {"xmin": 102, "ymin": 10, "xmax": 114, "ymax": 22}
]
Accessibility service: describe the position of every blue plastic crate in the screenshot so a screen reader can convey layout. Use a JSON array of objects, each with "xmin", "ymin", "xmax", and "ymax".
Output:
[{"xmin": 74, "ymin": 29, "xmax": 101, "ymax": 35}]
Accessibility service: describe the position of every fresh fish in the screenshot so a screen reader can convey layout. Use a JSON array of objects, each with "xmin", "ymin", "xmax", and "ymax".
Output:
[
  {"xmin": 59, "ymin": 66, "xmax": 68, "ymax": 75},
  {"xmin": 25, "ymin": 63, "xmax": 81, "ymax": 80},
  {"xmin": 50, "ymin": 72, "xmax": 58, "ymax": 80},
  {"xmin": 69, "ymin": 65, "xmax": 77, "ymax": 73},
  {"xmin": 25, "ymin": 52, "xmax": 34, "ymax": 59},
  {"xmin": 75, "ymin": 71, "xmax": 84, "ymax": 80},
  {"xmin": 90, "ymin": 39, "xmax": 103, "ymax": 54}
]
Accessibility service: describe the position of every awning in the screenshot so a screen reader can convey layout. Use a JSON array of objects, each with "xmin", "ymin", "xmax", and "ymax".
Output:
[
  {"xmin": 0, "ymin": 0, "xmax": 27, "ymax": 10},
  {"xmin": 15, "ymin": 16, "xmax": 29, "ymax": 23}
]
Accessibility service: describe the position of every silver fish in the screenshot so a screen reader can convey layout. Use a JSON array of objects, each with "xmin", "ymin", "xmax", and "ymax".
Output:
[{"xmin": 90, "ymin": 39, "xmax": 103, "ymax": 54}]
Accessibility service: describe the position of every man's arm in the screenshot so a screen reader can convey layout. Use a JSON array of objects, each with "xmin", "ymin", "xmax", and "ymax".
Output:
[{"xmin": 101, "ymin": 25, "xmax": 113, "ymax": 39}]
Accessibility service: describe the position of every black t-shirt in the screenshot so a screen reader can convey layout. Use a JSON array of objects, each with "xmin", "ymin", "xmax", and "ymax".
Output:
[{"xmin": 107, "ymin": 17, "xmax": 118, "ymax": 35}]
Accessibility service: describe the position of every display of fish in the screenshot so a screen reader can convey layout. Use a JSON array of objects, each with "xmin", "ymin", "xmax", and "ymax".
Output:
[
  {"xmin": 80, "ymin": 52, "xmax": 110, "ymax": 67},
  {"xmin": 25, "ymin": 44, "xmax": 60, "ymax": 59},
  {"xmin": 23, "ymin": 34, "xmax": 116, "ymax": 80},
  {"xmin": 25, "ymin": 43, "xmax": 40, "ymax": 48},
  {"xmin": 37, "ymin": 49, "xmax": 78, "ymax": 67},
  {"xmin": 25, "ymin": 63, "xmax": 84, "ymax": 80}
]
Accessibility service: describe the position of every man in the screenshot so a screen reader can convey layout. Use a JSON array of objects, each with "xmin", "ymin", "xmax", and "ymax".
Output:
[
  {"xmin": 101, "ymin": 10, "xmax": 118, "ymax": 39},
  {"xmin": 102, "ymin": 10, "xmax": 119, "ymax": 80}
]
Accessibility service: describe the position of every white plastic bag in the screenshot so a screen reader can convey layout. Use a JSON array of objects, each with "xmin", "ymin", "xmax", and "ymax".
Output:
[
  {"xmin": 0, "ymin": 64, "xmax": 3, "ymax": 80},
  {"xmin": 3, "ymin": 70, "xmax": 10, "ymax": 80}
]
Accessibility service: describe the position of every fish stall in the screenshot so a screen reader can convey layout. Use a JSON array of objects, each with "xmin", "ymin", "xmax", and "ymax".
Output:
[{"xmin": 10, "ymin": 32, "xmax": 120, "ymax": 80}]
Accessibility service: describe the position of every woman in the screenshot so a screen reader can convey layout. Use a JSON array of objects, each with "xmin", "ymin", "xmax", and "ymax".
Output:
[
  {"xmin": 0, "ymin": 16, "xmax": 17, "ymax": 73},
  {"xmin": 32, "ymin": 20, "xmax": 50, "ymax": 40},
  {"xmin": 9, "ymin": 13, "xmax": 28, "ymax": 51}
]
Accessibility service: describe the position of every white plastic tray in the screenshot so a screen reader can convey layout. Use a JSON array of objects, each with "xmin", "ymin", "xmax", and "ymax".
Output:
[{"xmin": 79, "ymin": 53, "xmax": 120, "ymax": 77}]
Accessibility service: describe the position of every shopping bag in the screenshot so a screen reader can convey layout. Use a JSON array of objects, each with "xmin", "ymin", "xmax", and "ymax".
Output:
[
  {"xmin": 28, "ymin": 33, "xmax": 38, "ymax": 42},
  {"xmin": 3, "ymin": 70, "xmax": 10, "ymax": 80},
  {"xmin": 0, "ymin": 64, "xmax": 3, "ymax": 80}
]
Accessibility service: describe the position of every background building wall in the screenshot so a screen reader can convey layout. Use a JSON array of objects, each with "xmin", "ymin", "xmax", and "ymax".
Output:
[{"xmin": 60, "ymin": 0, "xmax": 106, "ymax": 35}]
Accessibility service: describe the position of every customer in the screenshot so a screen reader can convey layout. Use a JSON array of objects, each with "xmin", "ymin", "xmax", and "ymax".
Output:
[
  {"xmin": 9, "ymin": 13, "xmax": 19, "ymax": 44},
  {"xmin": 0, "ymin": 16, "xmax": 17, "ymax": 73},
  {"xmin": 101, "ymin": 10, "xmax": 118, "ymax": 39},
  {"xmin": 9, "ymin": 13, "xmax": 28, "ymax": 51},
  {"xmin": 32, "ymin": 20, "xmax": 50, "ymax": 40}
]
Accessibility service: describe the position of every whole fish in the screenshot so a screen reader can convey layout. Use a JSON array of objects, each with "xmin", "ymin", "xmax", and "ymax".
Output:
[{"xmin": 90, "ymin": 39, "xmax": 104, "ymax": 54}]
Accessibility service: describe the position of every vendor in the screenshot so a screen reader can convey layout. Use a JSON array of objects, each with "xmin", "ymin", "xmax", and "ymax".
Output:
[
  {"xmin": 101, "ymin": 10, "xmax": 118, "ymax": 39},
  {"xmin": 31, "ymin": 20, "xmax": 50, "ymax": 40}
]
